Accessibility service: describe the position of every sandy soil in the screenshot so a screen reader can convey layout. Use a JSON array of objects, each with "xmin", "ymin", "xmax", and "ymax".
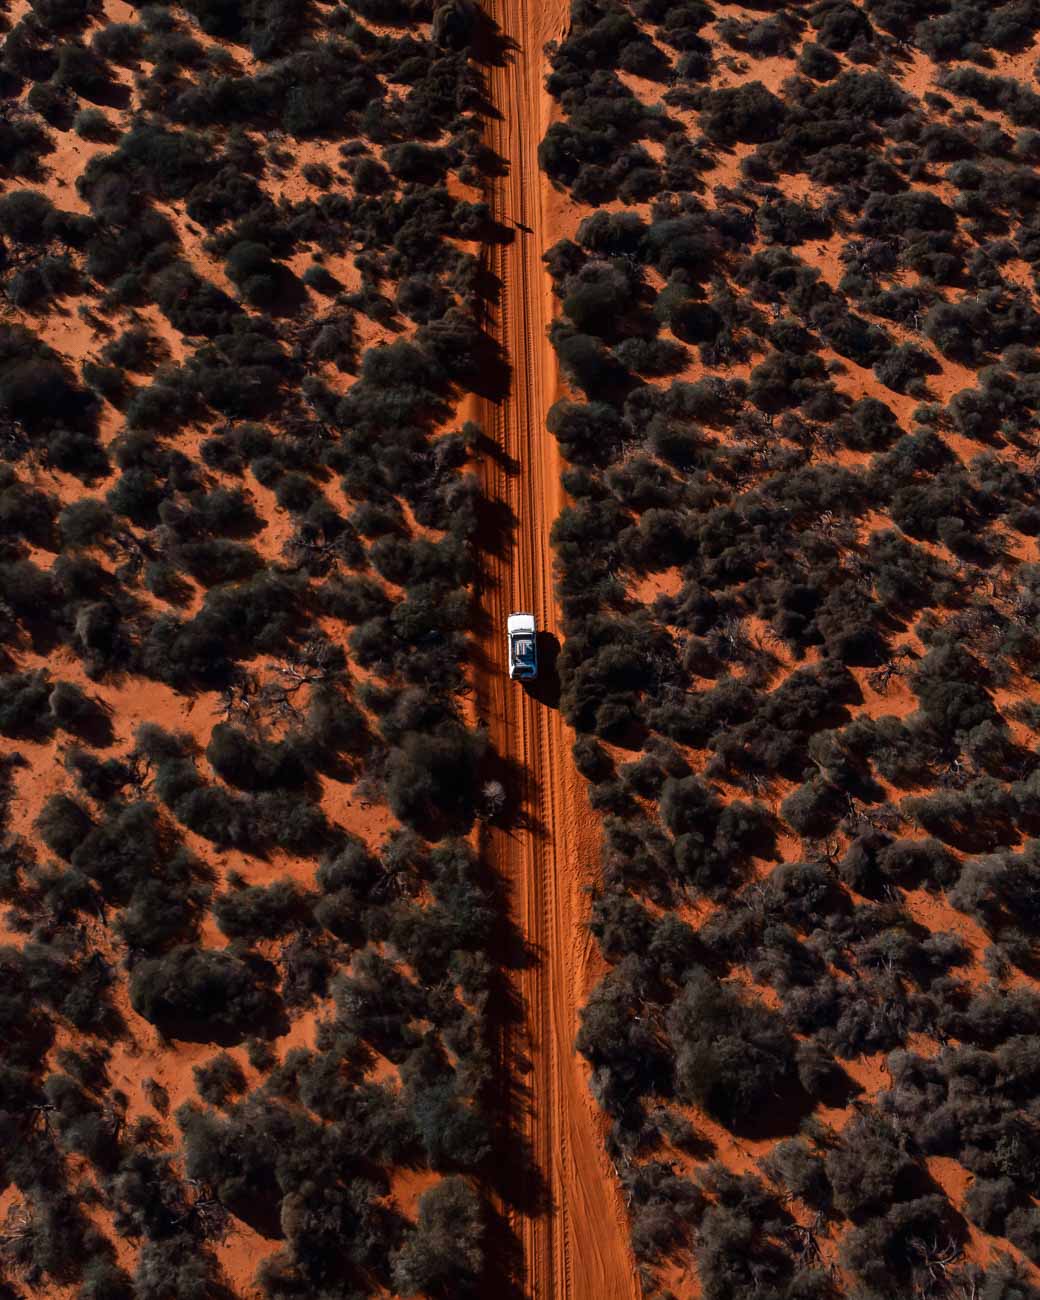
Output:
[
  {"xmin": 522, "ymin": 9, "xmax": 1040, "ymax": 1295},
  {"xmin": 474, "ymin": 1, "xmax": 639, "ymax": 1296},
  {"xmin": 0, "ymin": 10, "xmax": 488, "ymax": 1290}
]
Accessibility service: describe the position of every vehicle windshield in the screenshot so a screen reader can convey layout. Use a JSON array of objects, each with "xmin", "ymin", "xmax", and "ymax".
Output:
[{"xmin": 512, "ymin": 635, "xmax": 535, "ymax": 661}]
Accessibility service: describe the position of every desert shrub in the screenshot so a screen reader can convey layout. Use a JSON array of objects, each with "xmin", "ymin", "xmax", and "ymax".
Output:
[
  {"xmin": 116, "ymin": 860, "xmax": 209, "ymax": 953},
  {"xmin": 193, "ymin": 1052, "xmax": 246, "ymax": 1108},
  {"xmin": 69, "ymin": 801, "xmax": 161, "ymax": 902},
  {"xmin": 762, "ymin": 1138, "xmax": 831, "ymax": 1209},
  {"xmin": 385, "ymin": 724, "xmax": 484, "ymax": 831},
  {"xmin": 29, "ymin": 77, "xmax": 78, "ymax": 126},
  {"xmin": 694, "ymin": 1196, "xmax": 800, "ymax": 1300},
  {"xmin": 101, "ymin": 327, "xmax": 155, "ymax": 373},
  {"xmin": 205, "ymin": 724, "xmax": 305, "ymax": 792},
  {"xmin": 214, "ymin": 879, "xmax": 312, "ymax": 941},
  {"xmin": 798, "ymin": 41, "xmax": 841, "ymax": 78},
  {"xmin": 0, "ymin": 191, "xmax": 55, "ymax": 243},
  {"xmin": 965, "ymin": 1177, "xmax": 1019, "ymax": 1234},
  {"xmin": 941, "ymin": 67, "xmax": 1040, "ymax": 128},
  {"xmin": 224, "ymin": 240, "xmax": 282, "ymax": 308},
  {"xmin": 911, "ymin": 644, "xmax": 997, "ymax": 738},
  {"xmin": 80, "ymin": 359, "xmax": 124, "ymax": 400},
  {"xmin": 924, "ymin": 300, "xmax": 992, "ymax": 364},
  {"xmin": 8, "ymin": 253, "xmax": 78, "ymax": 309},
  {"xmin": 44, "ymin": 1070, "xmax": 120, "ymax": 1167},
  {"xmin": 91, "ymin": 20, "xmax": 144, "ymax": 62},
  {"xmin": 78, "ymin": 1257, "xmax": 134, "ymax": 1300},
  {"xmin": 0, "ymin": 478, "xmax": 58, "ymax": 547},
  {"xmin": 36, "ymin": 793, "xmax": 93, "ymax": 860},
  {"xmin": 47, "ymin": 680, "xmax": 112, "ymax": 743},
  {"xmin": 31, "ymin": 0, "xmax": 97, "ymax": 29},
  {"xmin": 0, "ymin": 558, "xmax": 58, "ymax": 625},
  {"xmin": 874, "ymin": 343, "xmax": 938, "ymax": 394},
  {"xmin": 172, "ymin": 538, "xmax": 264, "ymax": 587},
  {"xmin": 73, "ymin": 108, "xmax": 113, "ymax": 141},
  {"xmin": 391, "ymin": 1177, "xmax": 483, "ymax": 1297},
  {"xmin": 52, "ymin": 42, "xmax": 115, "ymax": 100},
  {"xmin": 614, "ymin": 335, "xmax": 687, "ymax": 375},
  {"xmin": 0, "ymin": 669, "xmax": 55, "ymax": 737},
  {"xmin": 668, "ymin": 968, "xmax": 798, "ymax": 1129},
  {"xmin": 781, "ymin": 777, "xmax": 846, "ymax": 838},
  {"xmin": 760, "ymin": 198, "xmax": 831, "ymax": 246},
  {"xmin": 573, "ymin": 734, "xmax": 615, "ymax": 782},
  {"xmin": 826, "ymin": 1114, "xmax": 918, "ymax": 1217},
  {"xmin": 547, "ymin": 398, "xmax": 624, "ymax": 465},
  {"xmin": 551, "ymin": 323, "xmax": 630, "ymax": 397},
  {"xmin": 321, "ymin": 574, "xmax": 393, "ymax": 625},
  {"xmin": 150, "ymin": 263, "xmax": 241, "ymax": 338},
  {"xmin": 134, "ymin": 1235, "xmax": 227, "ymax": 1300},
  {"xmin": 130, "ymin": 945, "xmax": 276, "ymax": 1039},
  {"xmin": 700, "ymin": 82, "xmax": 784, "ymax": 144},
  {"xmin": 351, "ymin": 154, "xmax": 393, "ymax": 194},
  {"xmin": 302, "ymin": 263, "xmax": 339, "ymax": 295}
]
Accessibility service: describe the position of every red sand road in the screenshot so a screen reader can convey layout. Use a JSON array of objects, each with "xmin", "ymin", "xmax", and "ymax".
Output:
[{"xmin": 475, "ymin": 2, "xmax": 638, "ymax": 1297}]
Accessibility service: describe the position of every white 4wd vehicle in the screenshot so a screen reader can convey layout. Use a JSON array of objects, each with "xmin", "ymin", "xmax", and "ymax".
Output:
[{"xmin": 507, "ymin": 612, "xmax": 538, "ymax": 681}]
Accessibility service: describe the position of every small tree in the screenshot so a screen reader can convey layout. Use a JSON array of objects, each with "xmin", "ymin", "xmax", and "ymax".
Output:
[
  {"xmin": 478, "ymin": 780, "xmax": 505, "ymax": 820},
  {"xmin": 392, "ymin": 1177, "xmax": 483, "ymax": 1297}
]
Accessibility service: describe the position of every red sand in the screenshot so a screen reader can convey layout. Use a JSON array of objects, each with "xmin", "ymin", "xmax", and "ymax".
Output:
[{"xmin": 475, "ymin": 0, "xmax": 639, "ymax": 1295}]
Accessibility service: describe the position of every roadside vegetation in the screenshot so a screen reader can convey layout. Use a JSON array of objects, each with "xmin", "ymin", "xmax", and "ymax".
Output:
[
  {"xmin": 0, "ymin": 0, "xmax": 498, "ymax": 1295},
  {"xmin": 544, "ymin": 0, "xmax": 1040, "ymax": 1295}
]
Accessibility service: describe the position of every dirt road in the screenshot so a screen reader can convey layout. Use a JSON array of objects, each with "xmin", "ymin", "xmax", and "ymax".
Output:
[{"xmin": 474, "ymin": 2, "xmax": 639, "ymax": 1297}]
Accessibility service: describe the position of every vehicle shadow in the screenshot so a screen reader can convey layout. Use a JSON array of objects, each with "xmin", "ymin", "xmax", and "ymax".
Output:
[{"xmin": 525, "ymin": 632, "xmax": 561, "ymax": 710}]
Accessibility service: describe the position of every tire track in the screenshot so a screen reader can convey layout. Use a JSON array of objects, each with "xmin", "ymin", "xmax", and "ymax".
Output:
[{"xmin": 474, "ymin": 2, "xmax": 640, "ymax": 1297}]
